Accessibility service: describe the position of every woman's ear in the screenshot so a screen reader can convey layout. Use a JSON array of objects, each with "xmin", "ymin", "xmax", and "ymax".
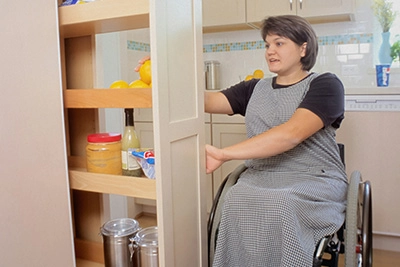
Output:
[{"xmin": 300, "ymin": 42, "xmax": 307, "ymax": 57}]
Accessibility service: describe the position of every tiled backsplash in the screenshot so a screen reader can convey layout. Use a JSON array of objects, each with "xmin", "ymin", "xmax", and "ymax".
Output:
[
  {"xmin": 202, "ymin": 33, "xmax": 373, "ymax": 53},
  {"xmin": 200, "ymin": 31, "xmax": 381, "ymax": 90}
]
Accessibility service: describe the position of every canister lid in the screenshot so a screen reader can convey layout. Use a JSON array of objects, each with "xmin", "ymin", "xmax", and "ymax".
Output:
[
  {"xmin": 101, "ymin": 218, "xmax": 140, "ymax": 237},
  {"xmin": 134, "ymin": 226, "xmax": 158, "ymax": 247},
  {"xmin": 204, "ymin": 60, "xmax": 220, "ymax": 65},
  {"xmin": 87, "ymin": 133, "xmax": 121, "ymax": 143}
]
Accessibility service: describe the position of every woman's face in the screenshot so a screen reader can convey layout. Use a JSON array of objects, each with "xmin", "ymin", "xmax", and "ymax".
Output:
[{"xmin": 264, "ymin": 34, "xmax": 306, "ymax": 76}]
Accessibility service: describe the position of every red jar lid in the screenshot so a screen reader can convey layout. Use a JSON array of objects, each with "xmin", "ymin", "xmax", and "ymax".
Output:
[{"xmin": 87, "ymin": 133, "xmax": 121, "ymax": 143}]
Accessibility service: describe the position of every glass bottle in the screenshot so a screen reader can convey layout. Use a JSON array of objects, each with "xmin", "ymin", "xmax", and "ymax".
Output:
[{"xmin": 121, "ymin": 108, "xmax": 143, "ymax": 177}]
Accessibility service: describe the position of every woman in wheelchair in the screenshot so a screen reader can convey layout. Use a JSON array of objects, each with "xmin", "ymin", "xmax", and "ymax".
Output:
[{"xmin": 205, "ymin": 15, "xmax": 348, "ymax": 267}]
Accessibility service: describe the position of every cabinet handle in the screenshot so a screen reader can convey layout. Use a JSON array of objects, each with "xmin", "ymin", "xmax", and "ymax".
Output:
[
  {"xmin": 299, "ymin": 0, "xmax": 303, "ymax": 9},
  {"xmin": 289, "ymin": 0, "xmax": 293, "ymax": 11}
]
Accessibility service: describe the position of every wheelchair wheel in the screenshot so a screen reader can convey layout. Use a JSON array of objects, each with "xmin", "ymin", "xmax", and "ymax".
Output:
[
  {"xmin": 361, "ymin": 180, "xmax": 372, "ymax": 266},
  {"xmin": 345, "ymin": 171, "xmax": 373, "ymax": 267},
  {"xmin": 208, "ymin": 164, "xmax": 247, "ymax": 267}
]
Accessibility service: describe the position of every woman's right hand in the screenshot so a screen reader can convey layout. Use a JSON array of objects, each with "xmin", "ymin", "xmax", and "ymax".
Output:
[
  {"xmin": 206, "ymin": 144, "xmax": 226, "ymax": 174},
  {"xmin": 134, "ymin": 56, "xmax": 151, "ymax": 72}
]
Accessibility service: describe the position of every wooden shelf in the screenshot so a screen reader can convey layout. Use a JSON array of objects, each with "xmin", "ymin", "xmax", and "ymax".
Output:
[
  {"xmin": 69, "ymin": 168, "xmax": 156, "ymax": 199},
  {"xmin": 64, "ymin": 88, "xmax": 152, "ymax": 108},
  {"xmin": 59, "ymin": 0, "xmax": 149, "ymax": 38}
]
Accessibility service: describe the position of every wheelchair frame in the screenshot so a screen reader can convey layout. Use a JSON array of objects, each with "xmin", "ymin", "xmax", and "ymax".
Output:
[{"xmin": 208, "ymin": 159, "xmax": 372, "ymax": 267}]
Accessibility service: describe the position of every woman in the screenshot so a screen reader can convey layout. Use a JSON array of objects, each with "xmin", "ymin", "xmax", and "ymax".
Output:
[
  {"xmin": 135, "ymin": 15, "xmax": 347, "ymax": 266},
  {"xmin": 205, "ymin": 15, "xmax": 347, "ymax": 266}
]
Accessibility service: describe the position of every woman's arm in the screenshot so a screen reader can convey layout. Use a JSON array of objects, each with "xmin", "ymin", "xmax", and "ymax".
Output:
[
  {"xmin": 204, "ymin": 91, "xmax": 233, "ymax": 114},
  {"xmin": 206, "ymin": 107, "xmax": 323, "ymax": 173}
]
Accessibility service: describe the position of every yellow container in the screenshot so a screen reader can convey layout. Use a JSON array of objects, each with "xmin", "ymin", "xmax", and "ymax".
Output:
[{"xmin": 86, "ymin": 133, "xmax": 122, "ymax": 175}]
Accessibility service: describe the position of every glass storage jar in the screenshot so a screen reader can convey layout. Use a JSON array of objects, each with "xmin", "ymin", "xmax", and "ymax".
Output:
[{"xmin": 86, "ymin": 133, "xmax": 122, "ymax": 175}]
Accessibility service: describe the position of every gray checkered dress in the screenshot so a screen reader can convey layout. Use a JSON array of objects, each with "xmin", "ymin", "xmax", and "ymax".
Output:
[{"xmin": 212, "ymin": 74, "xmax": 348, "ymax": 267}]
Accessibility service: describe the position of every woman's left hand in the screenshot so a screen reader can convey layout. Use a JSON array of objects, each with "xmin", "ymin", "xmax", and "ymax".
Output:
[
  {"xmin": 206, "ymin": 144, "xmax": 225, "ymax": 174},
  {"xmin": 134, "ymin": 56, "xmax": 151, "ymax": 72}
]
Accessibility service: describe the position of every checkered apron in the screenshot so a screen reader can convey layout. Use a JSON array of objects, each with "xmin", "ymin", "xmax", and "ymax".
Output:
[{"xmin": 212, "ymin": 75, "xmax": 348, "ymax": 267}]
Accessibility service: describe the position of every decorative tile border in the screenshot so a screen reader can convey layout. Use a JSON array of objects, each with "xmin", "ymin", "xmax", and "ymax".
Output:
[
  {"xmin": 318, "ymin": 33, "xmax": 373, "ymax": 45},
  {"xmin": 127, "ymin": 33, "xmax": 373, "ymax": 53},
  {"xmin": 127, "ymin": 40, "xmax": 151, "ymax": 52}
]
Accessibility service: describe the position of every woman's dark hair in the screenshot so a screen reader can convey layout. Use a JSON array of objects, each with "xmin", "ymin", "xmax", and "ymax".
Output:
[{"xmin": 261, "ymin": 15, "xmax": 318, "ymax": 71}]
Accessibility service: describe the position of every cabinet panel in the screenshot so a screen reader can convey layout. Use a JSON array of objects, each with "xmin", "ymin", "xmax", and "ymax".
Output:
[
  {"xmin": 203, "ymin": 0, "xmax": 246, "ymax": 27},
  {"xmin": 297, "ymin": 0, "xmax": 354, "ymax": 19},
  {"xmin": 247, "ymin": 0, "xmax": 296, "ymax": 24},
  {"xmin": 212, "ymin": 113, "xmax": 245, "ymax": 124},
  {"xmin": 1, "ymin": 0, "xmax": 75, "ymax": 265},
  {"xmin": 135, "ymin": 121, "xmax": 155, "ymax": 148},
  {"xmin": 205, "ymin": 123, "xmax": 213, "ymax": 212},
  {"xmin": 336, "ymin": 112, "xmax": 400, "ymax": 238},
  {"xmin": 211, "ymin": 124, "xmax": 247, "ymax": 196},
  {"xmin": 136, "ymin": 121, "xmax": 214, "ymax": 213},
  {"xmin": 247, "ymin": 0, "xmax": 354, "ymax": 27}
]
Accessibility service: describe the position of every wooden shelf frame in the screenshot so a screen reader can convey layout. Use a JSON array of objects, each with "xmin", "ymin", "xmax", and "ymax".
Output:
[
  {"xmin": 64, "ymin": 88, "xmax": 152, "ymax": 108},
  {"xmin": 69, "ymin": 168, "xmax": 156, "ymax": 200},
  {"xmin": 58, "ymin": 0, "xmax": 150, "ymax": 38}
]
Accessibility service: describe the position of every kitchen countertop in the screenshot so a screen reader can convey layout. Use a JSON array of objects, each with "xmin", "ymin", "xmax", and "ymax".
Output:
[{"xmin": 345, "ymin": 87, "xmax": 400, "ymax": 95}]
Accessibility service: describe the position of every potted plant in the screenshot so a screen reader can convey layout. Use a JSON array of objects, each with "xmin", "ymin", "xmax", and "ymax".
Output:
[
  {"xmin": 391, "ymin": 38, "xmax": 400, "ymax": 62},
  {"xmin": 372, "ymin": 0, "xmax": 397, "ymax": 64},
  {"xmin": 372, "ymin": 0, "xmax": 397, "ymax": 33}
]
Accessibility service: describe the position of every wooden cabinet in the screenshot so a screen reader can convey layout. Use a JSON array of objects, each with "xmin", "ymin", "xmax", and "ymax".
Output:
[
  {"xmin": 210, "ymin": 115, "xmax": 247, "ymax": 197},
  {"xmin": 295, "ymin": 0, "xmax": 354, "ymax": 20},
  {"xmin": 59, "ymin": 0, "xmax": 206, "ymax": 266},
  {"xmin": 203, "ymin": 0, "xmax": 354, "ymax": 33},
  {"xmin": 202, "ymin": 0, "xmax": 249, "ymax": 32},
  {"xmin": 336, "ymin": 111, "xmax": 400, "ymax": 252},
  {"xmin": 247, "ymin": 0, "xmax": 355, "ymax": 26}
]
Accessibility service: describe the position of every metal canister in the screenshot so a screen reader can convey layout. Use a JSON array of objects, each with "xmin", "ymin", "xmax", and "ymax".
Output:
[
  {"xmin": 132, "ymin": 226, "xmax": 159, "ymax": 267},
  {"xmin": 100, "ymin": 218, "xmax": 141, "ymax": 267},
  {"xmin": 204, "ymin": 60, "xmax": 220, "ymax": 90}
]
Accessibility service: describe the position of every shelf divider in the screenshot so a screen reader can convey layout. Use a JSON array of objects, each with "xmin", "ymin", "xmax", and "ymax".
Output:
[
  {"xmin": 69, "ymin": 169, "xmax": 156, "ymax": 199},
  {"xmin": 64, "ymin": 88, "xmax": 152, "ymax": 108}
]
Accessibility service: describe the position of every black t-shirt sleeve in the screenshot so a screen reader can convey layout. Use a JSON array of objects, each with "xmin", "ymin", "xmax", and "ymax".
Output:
[
  {"xmin": 220, "ymin": 79, "xmax": 259, "ymax": 116},
  {"xmin": 299, "ymin": 73, "xmax": 344, "ymax": 128}
]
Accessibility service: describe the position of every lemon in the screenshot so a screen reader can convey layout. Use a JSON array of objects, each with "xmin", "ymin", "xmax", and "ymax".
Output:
[
  {"xmin": 253, "ymin": 69, "xmax": 264, "ymax": 79},
  {"xmin": 109, "ymin": 80, "xmax": 129, "ymax": 89},
  {"xmin": 129, "ymin": 79, "xmax": 151, "ymax": 88},
  {"xmin": 244, "ymin": 75, "xmax": 254, "ymax": 81},
  {"xmin": 139, "ymin": 60, "xmax": 152, "ymax": 85}
]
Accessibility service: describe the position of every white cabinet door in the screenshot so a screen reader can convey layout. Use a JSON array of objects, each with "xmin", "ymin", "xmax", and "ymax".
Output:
[
  {"xmin": 336, "ymin": 111, "xmax": 400, "ymax": 250},
  {"xmin": 211, "ymin": 124, "xmax": 247, "ymax": 196},
  {"xmin": 297, "ymin": 0, "xmax": 353, "ymax": 18},
  {"xmin": 205, "ymin": 123, "xmax": 213, "ymax": 212},
  {"xmin": 151, "ymin": 0, "xmax": 206, "ymax": 265},
  {"xmin": 247, "ymin": 0, "xmax": 353, "ymax": 25},
  {"xmin": 136, "ymin": 121, "xmax": 214, "ymax": 214},
  {"xmin": 247, "ymin": 0, "xmax": 296, "ymax": 24},
  {"xmin": 203, "ymin": 0, "xmax": 246, "ymax": 27}
]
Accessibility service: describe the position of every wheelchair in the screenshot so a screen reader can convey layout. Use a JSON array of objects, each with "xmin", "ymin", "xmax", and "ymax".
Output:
[{"xmin": 208, "ymin": 144, "xmax": 373, "ymax": 267}]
